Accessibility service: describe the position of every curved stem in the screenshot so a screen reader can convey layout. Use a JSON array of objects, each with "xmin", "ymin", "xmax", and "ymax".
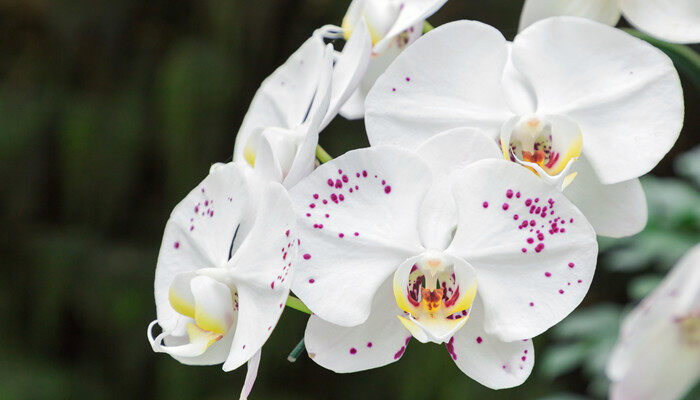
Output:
[
  {"xmin": 285, "ymin": 295, "xmax": 312, "ymax": 314},
  {"xmin": 287, "ymin": 338, "xmax": 306, "ymax": 362},
  {"xmin": 622, "ymin": 28, "xmax": 700, "ymax": 89},
  {"xmin": 315, "ymin": 145, "xmax": 333, "ymax": 164}
]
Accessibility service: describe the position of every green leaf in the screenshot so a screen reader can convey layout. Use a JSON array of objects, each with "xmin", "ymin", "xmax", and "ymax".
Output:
[
  {"xmin": 539, "ymin": 342, "xmax": 589, "ymax": 379},
  {"xmin": 552, "ymin": 304, "xmax": 622, "ymax": 340},
  {"xmin": 628, "ymin": 274, "xmax": 663, "ymax": 301}
]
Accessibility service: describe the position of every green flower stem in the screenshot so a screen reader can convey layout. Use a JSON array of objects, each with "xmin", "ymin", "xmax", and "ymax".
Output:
[
  {"xmin": 285, "ymin": 295, "xmax": 312, "ymax": 314},
  {"xmin": 315, "ymin": 145, "xmax": 333, "ymax": 164},
  {"xmin": 287, "ymin": 338, "xmax": 306, "ymax": 362},
  {"xmin": 423, "ymin": 21, "xmax": 434, "ymax": 33},
  {"xmin": 623, "ymin": 28, "xmax": 700, "ymax": 88}
]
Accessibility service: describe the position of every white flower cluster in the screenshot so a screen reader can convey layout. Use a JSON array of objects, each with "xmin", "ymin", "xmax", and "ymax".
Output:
[{"xmin": 146, "ymin": 1, "xmax": 699, "ymax": 399}]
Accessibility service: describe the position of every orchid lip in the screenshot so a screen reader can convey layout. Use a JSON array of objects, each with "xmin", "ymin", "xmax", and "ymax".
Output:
[
  {"xmin": 393, "ymin": 252, "xmax": 478, "ymax": 344},
  {"xmin": 500, "ymin": 114, "xmax": 583, "ymax": 190}
]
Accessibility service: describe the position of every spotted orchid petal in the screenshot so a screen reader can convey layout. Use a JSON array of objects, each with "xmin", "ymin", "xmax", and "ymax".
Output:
[
  {"xmin": 222, "ymin": 183, "xmax": 299, "ymax": 371},
  {"xmin": 447, "ymin": 160, "xmax": 598, "ymax": 341},
  {"xmin": 365, "ymin": 21, "xmax": 513, "ymax": 149},
  {"xmin": 372, "ymin": 0, "xmax": 448, "ymax": 54},
  {"xmin": 289, "ymin": 146, "xmax": 431, "ymax": 327},
  {"xmin": 415, "ymin": 128, "xmax": 502, "ymax": 257},
  {"xmin": 607, "ymin": 244, "xmax": 700, "ymax": 400},
  {"xmin": 449, "ymin": 297, "xmax": 534, "ymax": 389},
  {"xmin": 304, "ymin": 278, "xmax": 413, "ymax": 372},
  {"xmin": 563, "ymin": 156, "xmax": 647, "ymax": 238},
  {"xmin": 518, "ymin": 0, "xmax": 621, "ymax": 32},
  {"xmin": 239, "ymin": 349, "xmax": 261, "ymax": 400},
  {"xmin": 512, "ymin": 17, "xmax": 683, "ymax": 184},
  {"xmin": 619, "ymin": 0, "xmax": 700, "ymax": 44}
]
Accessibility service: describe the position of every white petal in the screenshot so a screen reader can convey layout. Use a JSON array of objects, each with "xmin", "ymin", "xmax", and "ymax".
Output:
[
  {"xmin": 365, "ymin": 20, "xmax": 513, "ymax": 150},
  {"xmin": 239, "ymin": 349, "xmax": 261, "ymax": 400},
  {"xmin": 447, "ymin": 160, "xmax": 598, "ymax": 341},
  {"xmin": 564, "ymin": 156, "xmax": 647, "ymax": 238},
  {"xmin": 502, "ymin": 43, "xmax": 537, "ymax": 116},
  {"xmin": 304, "ymin": 278, "xmax": 412, "ymax": 372},
  {"xmin": 512, "ymin": 17, "xmax": 683, "ymax": 184},
  {"xmin": 450, "ymin": 297, "xmax": 534, "ymax": 389},
  {"xmin": 374, "ymin": 0, "xmax": 449, "ymax": 53},
  {"xmin": 222, "ymin": 183, "xmax": 299, "ymax": 371},
  {"xmin": 289, "ymin": 146, "xmax": 430, "ymax": 326},
  {"xmin": 234, "ymin": 36, "xmax": 327, "ymax": 163},
  {"xmin": 338, "ymin": 87, "xmax": 366, "ymax": 120},
  {"xmin": 608, "ymin": 318, "xmax": 700, "ymax": 400},
  {"xmin": 415, "ymin": 128, "xmax": 501, "ymax": 250},
  {"xmin": 154, "ymin": 162, "xmax": 250, "ymax": 333},
  {"xmin": 190, "ymin": 275, "xmax": 235, "ymax": 335},
  {"xmin": 518, "ymin": 0, "xmax": 621, "ymax": 32},
  {"xmin": 619, "ymin": 0, "xmax": 700, "ymax": 44},
  {"xmin": 324, "ymin": 20, "xmax": 372, "ymax": 128}
]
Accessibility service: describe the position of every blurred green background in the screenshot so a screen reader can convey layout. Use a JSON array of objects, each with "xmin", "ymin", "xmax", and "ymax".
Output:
[{"xmin": 1, "ymin": 1, "xmax": 698, "ymax": 399}]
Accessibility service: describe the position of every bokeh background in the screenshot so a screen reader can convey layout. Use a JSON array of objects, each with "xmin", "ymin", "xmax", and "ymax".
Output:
[{"xmin": 1, "ymin": 1, "xmax": 698, "ymax": 399}]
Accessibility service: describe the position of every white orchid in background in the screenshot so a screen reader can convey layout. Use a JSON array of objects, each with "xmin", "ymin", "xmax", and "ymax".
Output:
[
  {"xmin": 233, "ymin": 26, "xmax": 371, "ymax": 188},
  {"xmin": 607, "ymin": 244, "xmax": 700, "ymax": 400},
  {"xmin": 146, "ymin": 162, "xmax": 299, "ymax": 399},
  {"xmin": 317, "ymin": 0, "xmax": 448, "ymax": 119},
  {"xmin": 518, "ymin": 0, "xmax": 700, "ymax": 44},
  {"xmin": 365, "ymin": 17, "xmax": 684, "ymax": 238},
  {"xmin": 289, "ymin": 133, "xmax": 598, "ymax": 388}
]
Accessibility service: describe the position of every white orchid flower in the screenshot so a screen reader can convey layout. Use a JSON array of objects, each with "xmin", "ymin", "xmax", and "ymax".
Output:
[
  {"xmin": 146, "ymin": 162, "xmax": 299, "ymax": 399},
  {"xmin": 289, "ymin": 131, "xmax": 598, "ymax": 388},
  {"xmin": 606, "ymin": 244, "xmax": 700, "ymax": 400},
  {"xmin": 317, "ymin": 0, "xmax": 448, "ymax": 119},
  {"xmin": 365, "ymin": 18, "xmax": 684, "ymax": 238},
  {"xmin": 519, "ymin": 0, "xmax": 700, "ymax": 44},
  {"xmin": 233, "ymin": 27, "xmax": 371, "ymax": 188}
]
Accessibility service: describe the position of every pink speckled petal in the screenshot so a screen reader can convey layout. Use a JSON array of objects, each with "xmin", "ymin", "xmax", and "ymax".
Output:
[
  {"xmin": 154, "ymin": 162, "xmax": 250, "ymax": 334},
  {"xmin": 447, "ymin": 159, "xmax": 598, "ymax": 341},
  {"xmin": 223, "ymin": 183, "xmax": 299, "ymax": 371},
  {"xmin": 289, "ymin": 146, "xmax": 430, "ymax": 327},
  {"xmin": 365, "ymin": 20, "xmax": 513, "ymax": 150},
  {"xmin": 304, "ymin": 278, "xmax": 411, "ymax": 372},
  {"xmin": 450, "ymin": 297, "xmax": 534, "ymax": 389}
]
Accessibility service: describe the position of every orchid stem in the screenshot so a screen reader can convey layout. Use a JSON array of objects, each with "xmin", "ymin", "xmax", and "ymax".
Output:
[
  {"xmin": 285, "ymin": 295, "xmax": 312, "ymax": 314},
  {"xmin": 423, "ymin": 21, "xmax": 434, "ymax": 33},
  {"xmin": 315, "ymin": 145, "xmax": 333, "ymax": 164},
  {"xmin": 287, "ymin": 338, "xmax": 306, "ymax": 362},
  {"xmin": 622, "ymin": 28, "xmax": 700, "ymax": 89}
]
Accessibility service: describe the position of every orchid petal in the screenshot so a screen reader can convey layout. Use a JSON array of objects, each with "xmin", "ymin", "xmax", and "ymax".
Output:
[
  {"xmin": 290, "ymin": 147, "xmax": 430, "ymax": 326},
  {"xmin": 154, "ymin": 162, "xmax": 249, "ymax": 334},
  {"xmin": 619, "ymin": 0, "xmax": 700, "ymax": 44},
  {"xmin": 365, "ymin": 20, "xmax": 513, "ymax": 149},
  {"xmin": 191, "ymin": 275, "xmax": 235, "ymax": 335},
  {"xmin": 564, "ymin": 156, "xmax": 647, "ymax": 237},
  {"xmin": 374, "ymin": 0, "xmax": 449, "ymax": 53},
  {"xmin": 304, "ymin": 278, "xmax": 412, "ymax": 372},
  {"xmin": 222, "ymin": 183, "xmax": 299, "ymax": 371},
  {"xmin": 415, "ymin": 128, "xmax": 501, "ymax": 250},
  {"xmin": 512, "ymin": 17, "xmax": 683, "ymax": 184},
  {"xmin": 239, "ymin": 349, "xmax": 261, "ymax": 400},
  {"xmin": 518, "ymin": 0, "xmax": 621, "ymax": 32},
  {"xmin": 447, "ymin": 160, "xmax": 598, "ymax": 341},
  {"xmin": 450, "ymin": 298, "xmax": 534, "ymax": 389}
]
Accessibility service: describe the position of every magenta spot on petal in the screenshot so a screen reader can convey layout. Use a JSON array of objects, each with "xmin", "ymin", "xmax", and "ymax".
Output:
[
  {"xmin": 522, "ymin": 356, "xmax": 526, "ymax": 361},
  {"xmin": 338, "ymin": 233, "xmax": 344, "ymax": 238},
  {"xmin": 525, "ymin": 199, "xmax": 532, "ymax": 206},
  {"xmin": 367, "ymin": 342, "xmax": 373, "ymax": 348},
  {"xmin": 306, "ymin": 213, "xmax": 311, "ymax": 217},
  {"xmin": 303, "ymin": 254, "xmax": 311, "ymax": 260},
  {"xmin": 354, "ymin": 232, "xmax": 359, "ymax": 236},
  {"xmin": 342, "ymin": 175, "xmax": 349, "ymax": 183},
  {"xmin": 394, "ymin": 346, "xmax": 406, "ymax": 359},
  {"xmin": 270, "ymin": 282, "xmax": 275, "ymax": 289},
  {"xmin": 577, "ymin": 279, "xmax": 582, "ymax": 283},
  {"xmin": 502, "ymin": 203, "xmax": 509, "ymax": 210},
  {"xmin": 506, "ymin": 189, "xmax": 513, "ymax": 199},
  {"xmin": 568, "ymin": 262, "xmax": 575, "ymax": 268},
  {"xmin": 522, "ymin": 248, "xmax": 527, "ymax": 253},
  {"xmin": 535, "ymin": 243, "xmax": 545, "ymax": 253},
  {"xmin": 476, "ymin": 336, "xmax": 483, "ymax": 344},
  {"xmin": 327, "ymin": 179, "xmax": 333, "ymax": 187},
  {"xmin": 559, "ymin": 289, "xmax": 565, "ymax": 294},
  {"xmin": 514, "ymin": 214, "xmax": 519, "ymax": 220},
  {"xmin": 385, "ymin": 186, "xmax": 392, "ymax": 194},
  {"xmin": 545, "ymin": 272, "xmax": 551, "ymax": 277},
  {"xmin": 405, "ymin": 77, "xmax": 410, "ymax": 82},
  {"xmin": 309, "ymin": 203, "xmax": 315, "ymax": 208},
  {"xmin": 309, "ymin": 279, "xmax": 315, "ymax": 284},
  {"xmin": 338, "ymin": 169, "xmax": 342, "ymax": 174},
  {"xmin": 527, "ymin": 238, "xmax": 534, "ymax": 244},
  {"xmin": 362, "ymin": 170, "xmax": 368, "ymax": 177},
  {"xmin": 349, "ymin": 348, "xmax": 357, "ymax": 355},
  {"xmin": 174, "ymin": 241, "xmax": 180, "ymax": 249},
  {"xmin": 392, "ymin": 88, "xmax": 396, "ymax": 92},
  {"xmin": 483, "ymin": 201, "xmax": 489, "ymax": 208},
  {"xmin": 529, "ymin": 302, "xmax": 534, "ymax": 307}
]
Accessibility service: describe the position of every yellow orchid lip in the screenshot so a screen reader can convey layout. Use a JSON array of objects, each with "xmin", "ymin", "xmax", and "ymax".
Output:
[
  {"xmin": 393, "ymin": 253, "xmax": 478, "ymax": 343},
  {"xmin": 500, "ymin": 114, "xmax": 583, "ymax": 186}
]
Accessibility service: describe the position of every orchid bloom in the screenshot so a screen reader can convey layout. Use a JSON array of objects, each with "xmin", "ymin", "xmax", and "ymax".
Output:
[
  {"xmin": 233, "ymin": 27, "xmax": 370, "ymax": 188},
  {"xmin": 317, "ymin": 0, "xmax": 448, "ymax": 119},
  {"xmin": 289, "ymin": 131, "xmax": 598, "ymax": 388},
  {"xmin": 147, "ymin": 162, "xmax": 299, "ymax": 399},
  {"xmin": 519, "ymin": 0, "xmax": 700, "ymax": 44},
  {"xmin": 365, "ymin": 18, "xmax": 684, "ymax": 238},
  {"xmin": 607, "ymin": 244, "xmax": 700, "ymax": 400}
]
